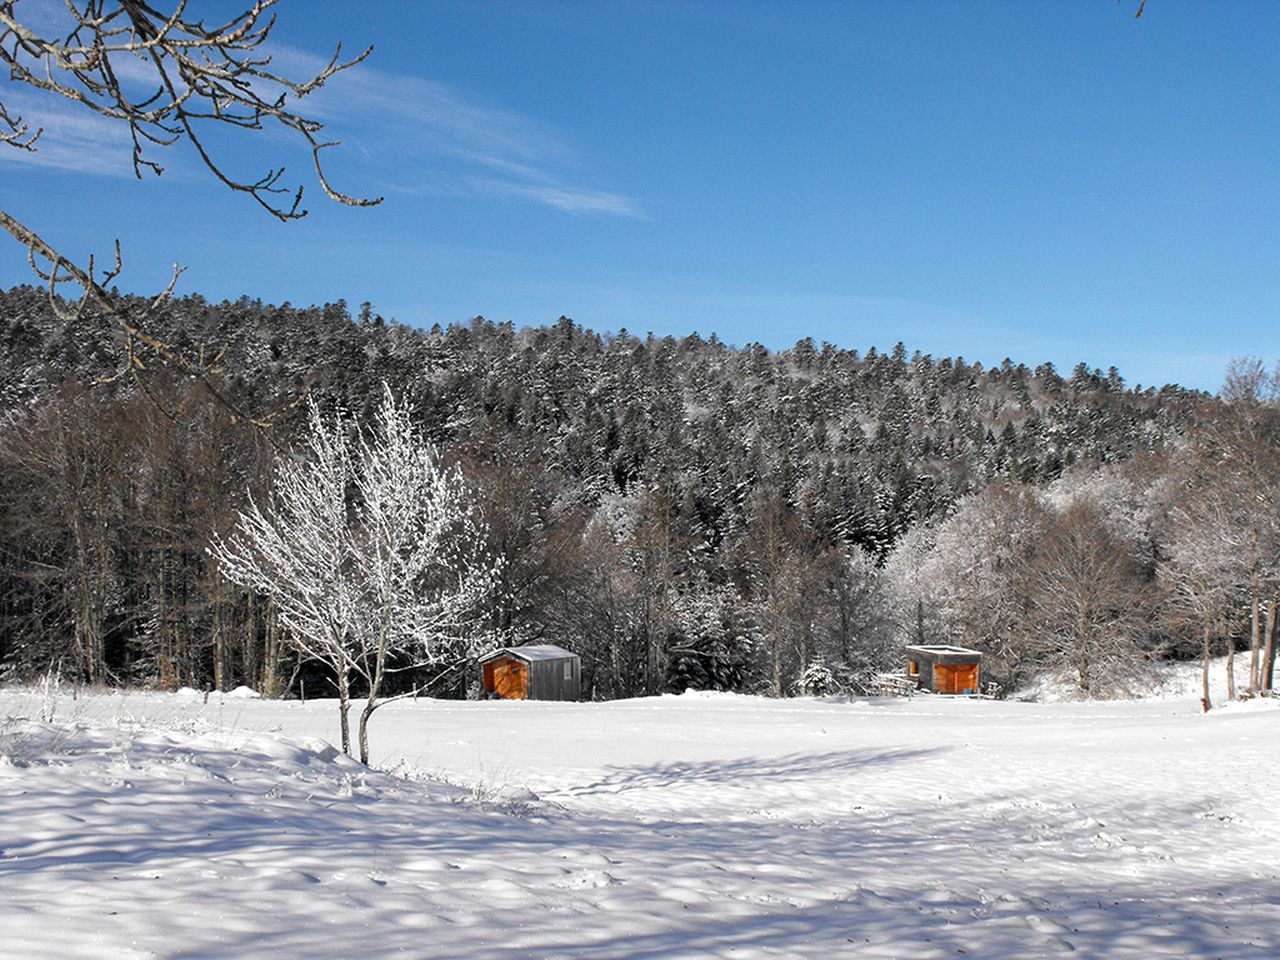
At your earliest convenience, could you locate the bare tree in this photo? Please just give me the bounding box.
[1030,500,1151,697]
[739,491,831,697]
[624,478,693,695]
[1162,487,1243,712]
[1,1,378,420]
[0,380,125,682]
[1216,358,1280,696]
[211,387,499,764]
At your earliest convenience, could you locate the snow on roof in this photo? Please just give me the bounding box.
[480,644,578,663]
[905,645,983,657]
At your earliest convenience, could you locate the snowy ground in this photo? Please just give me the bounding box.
[1,665,1277,958]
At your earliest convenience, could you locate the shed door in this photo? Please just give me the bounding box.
[935,663,978,695]
[492,658,528,699]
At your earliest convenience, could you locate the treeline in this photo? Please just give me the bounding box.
[889,408,1280,704]
[3,285,1272,702]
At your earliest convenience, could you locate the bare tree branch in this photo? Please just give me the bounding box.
[0,96,40,147]
[0,1,379,431]
[0,0,381,219]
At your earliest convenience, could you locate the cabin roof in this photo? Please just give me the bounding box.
[479,644,578,664]
[905,644,983,658]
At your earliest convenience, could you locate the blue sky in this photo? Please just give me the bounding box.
[2,0,1277,391]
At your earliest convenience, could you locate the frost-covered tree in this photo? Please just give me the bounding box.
[664,583,754,692]
[1212,358,1280,695]
[211,386,498,763]
[1029,500,1152,697]
[795,658,839,697]
[1162,488,1243,711]
[822,548,896,690]
[347,388,499,762]
[886,484,1046,689]
[1041,466,1161,572]
[882,522,944,650]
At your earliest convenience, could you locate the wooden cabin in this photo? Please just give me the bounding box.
[905,645,983,695]
[480,645,581,701]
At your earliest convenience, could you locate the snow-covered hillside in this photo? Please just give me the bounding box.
[1,683,1277,958]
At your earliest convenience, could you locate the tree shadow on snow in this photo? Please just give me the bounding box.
[7,733,1277,959]
[565,747,946,798]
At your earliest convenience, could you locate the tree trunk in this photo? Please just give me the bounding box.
[70,509,104,684]
[212,581,226,692]
[263,595,281,697]
[1248,584,1261,694]
[798,620,810,684]
[358,700,375,766]
[1076,613,1090,696]
[772,628,783,698]
[358,622,391,766]
[1224,623,1236,702]
[1261,598,1277,694]
[645,599,659,696]
[336,666,352,757]
[1200,614,1212,714]
[242,589,258,692]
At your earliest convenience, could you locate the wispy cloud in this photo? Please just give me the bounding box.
[466,177,645,218]
[1,35,644,219]
[0,90,134,176]
[271,46,646,219]
[0,1,174,178]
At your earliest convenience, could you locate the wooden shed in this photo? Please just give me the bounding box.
[480,645,581,701]
[905,645,983,695]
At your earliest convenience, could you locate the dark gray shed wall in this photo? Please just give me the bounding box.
[527,656,581,701]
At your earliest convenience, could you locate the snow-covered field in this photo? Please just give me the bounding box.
[2,668,1277,959]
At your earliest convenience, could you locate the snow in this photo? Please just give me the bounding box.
[1017,653,1256,703]
[2,674,1278,958]
[481,644,578,662]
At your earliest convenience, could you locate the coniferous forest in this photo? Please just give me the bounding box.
[1,284,1276,703]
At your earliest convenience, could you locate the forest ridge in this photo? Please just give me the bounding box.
[5,284,1265,704]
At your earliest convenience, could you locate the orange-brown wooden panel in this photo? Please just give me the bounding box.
[492,658,528,699]
[935,663,954,693]
[935,663,978,694]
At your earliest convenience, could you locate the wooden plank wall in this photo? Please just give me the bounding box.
[487,657,528,699]
[528,657,581,701]
[934,663,979,695]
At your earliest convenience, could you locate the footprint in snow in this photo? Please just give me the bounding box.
[1024,914,1071,935]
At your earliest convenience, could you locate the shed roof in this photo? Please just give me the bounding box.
[480,644,578,663]
[906,645,983,657]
